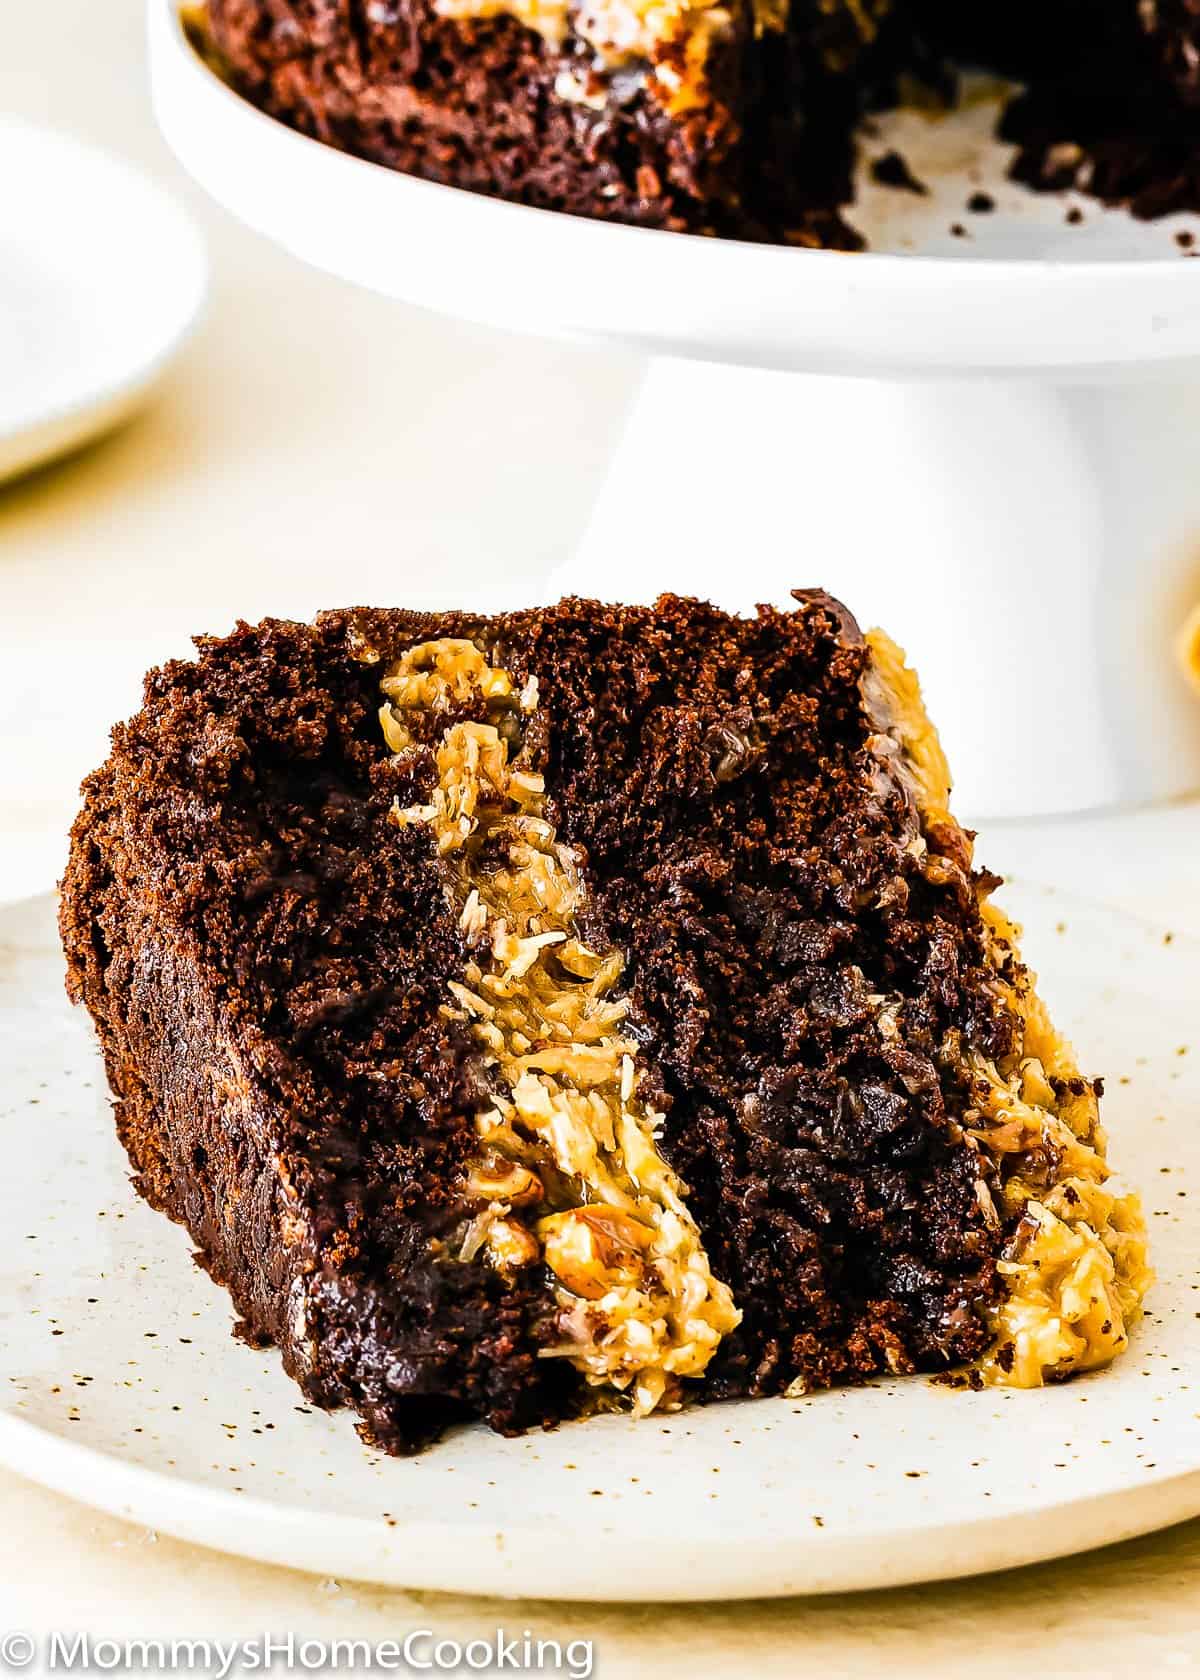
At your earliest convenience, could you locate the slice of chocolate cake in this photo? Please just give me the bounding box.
[60,594,1151,1453]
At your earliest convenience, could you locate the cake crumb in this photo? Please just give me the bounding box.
[871,150,928,195]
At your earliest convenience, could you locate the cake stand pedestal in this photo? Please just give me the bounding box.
[149,0,1200,818]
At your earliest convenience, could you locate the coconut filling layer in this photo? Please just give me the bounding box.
[379,640,740,1416]
[433,0,890,114]
[864,631,1153,1388]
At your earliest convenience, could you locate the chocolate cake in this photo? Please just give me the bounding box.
[60,593,1151,1453]
[193,0,1200,244]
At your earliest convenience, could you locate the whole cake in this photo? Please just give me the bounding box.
[196,0,1200,244]
[60,593,1151,1453]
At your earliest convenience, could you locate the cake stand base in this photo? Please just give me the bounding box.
[554,359,1200,820]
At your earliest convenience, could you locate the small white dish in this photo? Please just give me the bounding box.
[0,884,1196,1601]
[0,118,207,484]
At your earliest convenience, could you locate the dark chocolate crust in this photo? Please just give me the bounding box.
[62,596,1017,1452]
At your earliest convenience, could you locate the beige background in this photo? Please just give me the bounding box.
[4,2,1200,1669]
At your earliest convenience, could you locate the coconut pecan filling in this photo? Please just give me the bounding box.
[864,631,1153,1387]
[379,639,740,1415]
[965,907,1153,1386]
[430,0,890,114]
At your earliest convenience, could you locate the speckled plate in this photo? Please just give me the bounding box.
[1,886,1197,1601]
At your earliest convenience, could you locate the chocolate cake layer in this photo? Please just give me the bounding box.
[61,595,1150,1452]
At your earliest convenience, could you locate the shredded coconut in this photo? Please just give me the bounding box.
[430,0,886,112]
[381,638,740,1415]
[865,630,1152,1387]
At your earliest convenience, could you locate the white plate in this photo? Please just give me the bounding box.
[150,0,1200,376]
[1,884,1197,1601]
[0,118,207,484]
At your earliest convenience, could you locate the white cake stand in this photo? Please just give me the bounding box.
[149,0,1200,817]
